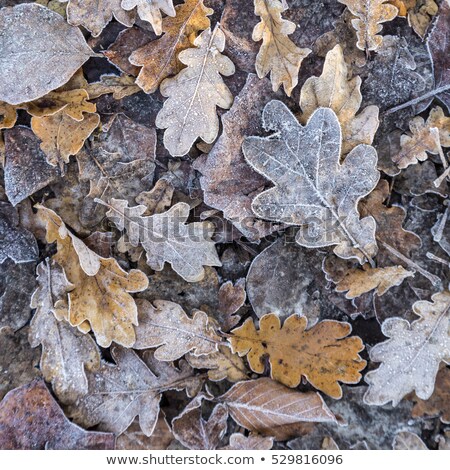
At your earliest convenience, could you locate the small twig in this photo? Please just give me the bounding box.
[426,252,450,269]
[384,85,450,115]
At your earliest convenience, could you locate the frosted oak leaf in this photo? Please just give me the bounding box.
[242,100,380,264]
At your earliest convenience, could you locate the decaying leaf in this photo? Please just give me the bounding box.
[0,261,36,331]
[300,44,379,154]
[129,0,213,94]
[172,395,228,450]
[222,433,274,450]
[61,0,135,37]
[0,4,94,105]
[334,265,414,299]
[193,74,281,241]
[31,111,100,168]
[156,27,235,157]
[338,0,398,52]
[186,345,250,382]
[392,106,450,169]
[29,260,101,403]
[102,199,221,282]
[252,0,311,96]
[229,313,366,397]
[217,279,246,331]
[121,0,175,35]
[134,299,221,360]
[392,431,428,450]
[220,377,337,441]
[0,328,41,400]
[408,0,438,39]
[86,74,141,100]
[37,206,148,348]
[243,100,380,264]
[364,291,450,406]
[0,380,114,449]
[410,366,450,423]
[0,202,38,264]
[69,347,203,436]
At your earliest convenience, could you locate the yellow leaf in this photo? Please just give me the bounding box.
[253,0,311,96]
[300,44,379,153]
[130,0,213,94]
[229,313,366,398]
[339,0,398,52]
[0,102,17,130]
[36,205,149,348]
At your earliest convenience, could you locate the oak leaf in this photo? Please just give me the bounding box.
[37,206,149,348]
[410,366,450,423]
[77,114,156,227]
[172,395,228,450]
[334,265,414,299]
[243,100,380,264]
[220,377,337,440]
[392,106,450,169]
[61,0,135,37]
[408,0,438,39]
[121,0,175,35]
[69,347,203,436]
[31,112,100,168]
[86,74,141,100]
[133,299,221,360]
[101,199,221,282]
[29,260,101,403]
[0,380,114,449]
[300,45,379,154]
[364,291,450,406]
[129,0,213,94]
[338,0,398,52]
[0,4,94,105]
[155,26,235,156]
[0,102,16,130]
[392,431,428,450]
[229,313,366,397]
[222,433,274,450]
[186,345,250,382]
[252,0,311,96]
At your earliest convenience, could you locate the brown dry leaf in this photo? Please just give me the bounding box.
[322,436,340,450]
[29,260,101,403]
[31,112,100,168]
[338,0,398,52]
[243,101,380,264]
[37,205,149,348]
[364,291,450,406]
[0,102,17,130]
[172,395,228,450]
[217,279,246,331]
[0,4,94,105]
[86,74,141,100]
[121,0,175,35]
[0,327,41,400]
[252,0,311,96]
[69,347,203,436]
[77,114,156,227]
[116,413,174,450]
[334,265,414,299]
[193,74,281,242]
[0,380,114,449]
[101,199,221,282]
[300,44,379,154]
[62,0,135,37]
[230,313,366,398]
[129,0,213,94]
[392,106,450,169]
[222,433,274,450]
[135,178,174,216]
[411,366,450,424]
[3,126,60,206]
[186,345,250,382]
[392,431,428,450]
[220,377,337,441]
[408,0,438,39]
[155,26,235,157]
[134,299,221,360]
